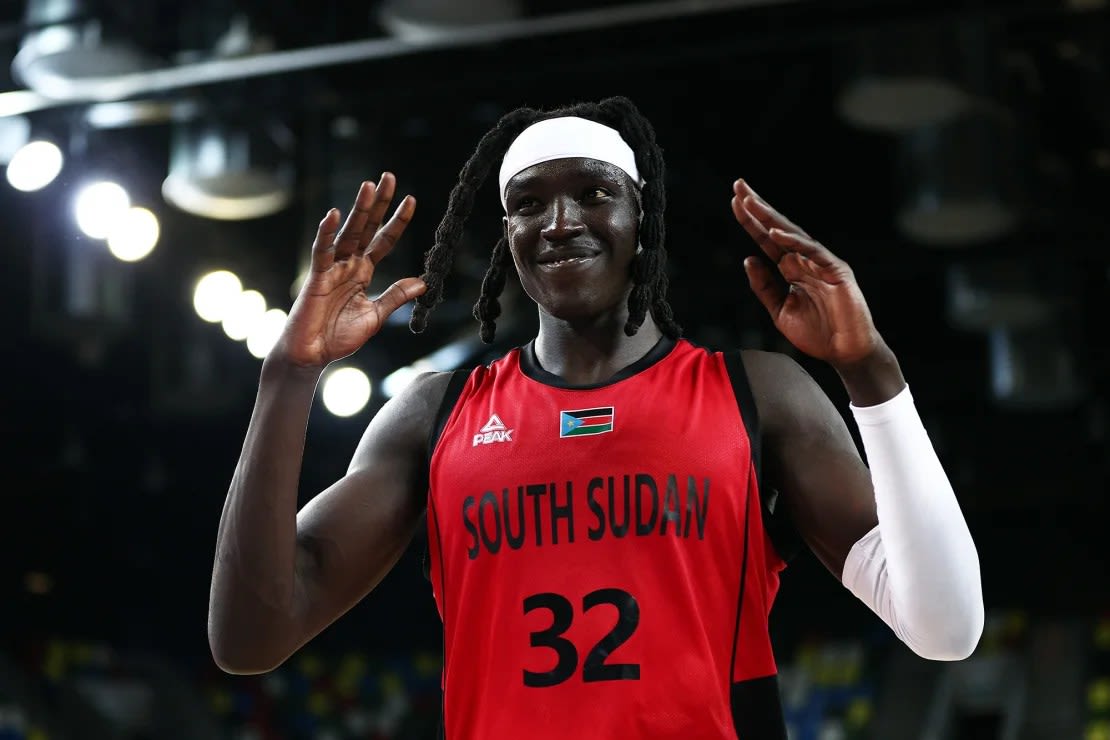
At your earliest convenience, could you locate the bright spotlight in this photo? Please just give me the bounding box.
[221,289,267,341]
[6,140,63,191]
[75,181,130,239]
[106,207,159,262]
[246,308,287,359]
[193,270,242,323]
[322,366,372,418]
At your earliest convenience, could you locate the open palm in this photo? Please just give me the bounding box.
[275,173,426,369]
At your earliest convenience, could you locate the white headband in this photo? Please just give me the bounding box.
[497,116,643,210]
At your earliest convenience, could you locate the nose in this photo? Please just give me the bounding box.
[540,195,585,242]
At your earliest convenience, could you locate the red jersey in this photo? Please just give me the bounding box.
[426,337,789,739]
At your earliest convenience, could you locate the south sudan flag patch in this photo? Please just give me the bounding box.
[560,407,615,437]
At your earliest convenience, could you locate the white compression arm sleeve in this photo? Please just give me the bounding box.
[842,385,985,661]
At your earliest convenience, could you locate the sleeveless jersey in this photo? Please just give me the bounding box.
[426,337,790,739]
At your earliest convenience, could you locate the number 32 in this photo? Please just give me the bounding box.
[523,588,641,688]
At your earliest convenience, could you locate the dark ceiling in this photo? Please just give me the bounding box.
[0,0,1107,655]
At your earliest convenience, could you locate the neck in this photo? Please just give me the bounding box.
[533,309,663,386]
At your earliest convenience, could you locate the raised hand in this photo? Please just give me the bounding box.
[272,173,426,369]
[731,179,883,368]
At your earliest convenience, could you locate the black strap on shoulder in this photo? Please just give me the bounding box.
[421,367,474,582]
[425,367,475,464]
[723,349,761,482]
[722,349,803,564]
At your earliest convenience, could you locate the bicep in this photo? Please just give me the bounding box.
[291,372,448,639]
[747,352,877,579]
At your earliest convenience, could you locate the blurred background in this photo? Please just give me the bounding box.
[0,0,1107,738]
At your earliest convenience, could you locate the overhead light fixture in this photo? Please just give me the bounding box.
[837,77,971,133]
[988,325,1086,410]
[835,13,1021,139]
[945,261,1060,332]
[10,0,160,100]
[835,19,990,133]
[894,110,1021,247]
[377,0,522,41]
[162,117,295,220]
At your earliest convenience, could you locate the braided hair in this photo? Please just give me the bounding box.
[408,95,682,343]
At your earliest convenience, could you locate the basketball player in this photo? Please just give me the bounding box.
[207,96,984,738]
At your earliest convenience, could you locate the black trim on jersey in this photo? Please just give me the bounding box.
[424,367,473,740]
[722,350,762,482]
[428,490,449,740]
[519,335,677,389]
[722,349,804,565]
[728,468,753,737]
[422,367,474,582]
[730,675,789,740]
[425,368,476,465]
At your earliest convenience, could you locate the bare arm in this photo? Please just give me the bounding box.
[743,348,881,578]
[208,364,448,674]
[207,173,433,673]
[733,179,983,659]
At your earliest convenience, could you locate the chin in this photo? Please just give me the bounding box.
[538,294,629,326]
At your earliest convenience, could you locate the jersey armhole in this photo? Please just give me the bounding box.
[421,366,474,581]
[722,349,803,565]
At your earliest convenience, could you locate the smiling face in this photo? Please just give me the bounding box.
[502,156,642,324]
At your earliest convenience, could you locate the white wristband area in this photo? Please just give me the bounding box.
[842,385,985,661]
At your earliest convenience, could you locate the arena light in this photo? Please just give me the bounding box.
[6,140,63,191]
[106,207,159,262]
[835,19,984,134]
[894,110,1020,247]
[245,308,287,359]
[74,180,131,239]
[193,269,243,323]
[377,0,522,41]
[162,118,295,221]
[221,289,267,341]
[321,366,373,417]
[0,115,30,164]
[11,0,159,101]
[988,325,1086,410]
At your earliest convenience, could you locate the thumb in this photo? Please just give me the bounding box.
[743,256,785,318]
[371,277,428,320]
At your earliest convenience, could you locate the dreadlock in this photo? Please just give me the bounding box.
[408,95,682,343]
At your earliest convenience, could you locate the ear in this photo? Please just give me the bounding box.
[502,215,509,239]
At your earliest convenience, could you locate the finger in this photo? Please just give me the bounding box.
[370,277,427,320]
[775,251,816,285]
[735,179,812,239]
[731,193,786,262]
[365,194,416,265]
[769,228,841,269]
[334,180,377,261]
[743,255,787,318]
[357,172,399,253]
[310,208,341,272]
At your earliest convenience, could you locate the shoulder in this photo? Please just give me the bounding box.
[737,348,812,390]
[348,369,462,472]
[383,369,462,431]
[736,348,838,437]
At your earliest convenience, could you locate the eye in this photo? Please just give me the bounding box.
[511,195,540,213]
[582,186,612,202]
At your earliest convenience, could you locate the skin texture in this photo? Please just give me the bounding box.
[207,161,900,674]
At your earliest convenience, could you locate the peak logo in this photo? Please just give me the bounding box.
[473,414,514,446]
